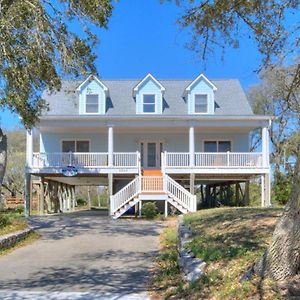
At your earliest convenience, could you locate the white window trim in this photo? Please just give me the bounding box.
[193,93,209,114]
[202,139,233,152]
[84,93,100,114]
[142,94,157,114]
[61,139,91,153]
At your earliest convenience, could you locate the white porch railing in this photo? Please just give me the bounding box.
[164,152,264,168]
[165,175,196,212]
[113,152,139,167]
[110,174,196,217]
[110,177,140,214]
[32,152,139,168]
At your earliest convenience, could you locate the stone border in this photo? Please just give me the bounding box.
[0,228,34,250]
[177,215,206,282]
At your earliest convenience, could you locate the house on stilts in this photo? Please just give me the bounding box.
[25,73,272,218]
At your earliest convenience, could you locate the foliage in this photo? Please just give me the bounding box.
[76,198,87,207]
[272,171,293,205]
[0,213,11,228]
[167,1,299,67]
[0,210,27,235]
[15,205,24,215]
[142,202,158,219]
[2,130,26,196]
[248,64,300,172]
[0,0,113,128]
[249,181,261,207]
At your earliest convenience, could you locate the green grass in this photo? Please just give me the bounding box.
[0,210,28,236]
[151,207,283,300]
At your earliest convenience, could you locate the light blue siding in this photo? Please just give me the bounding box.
[188,78,215,114]
[40,132,108,153]
[136,78,163,114]
[79,80,106,114]
[40,131,249,153]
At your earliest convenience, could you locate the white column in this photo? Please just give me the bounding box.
[261,175,265,207]
[189,126,195,167]
[26,129,33,168]
[262,127,269,167]
[165,200,168,218]
[264,173,271,207]
[108,126,114,167]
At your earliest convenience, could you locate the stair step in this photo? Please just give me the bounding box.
[142,169,163,176]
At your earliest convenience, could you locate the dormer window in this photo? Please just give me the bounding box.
[133,74,165,114]
[85,94,99,113]
[195,94,208,113]
[143,94,156,113]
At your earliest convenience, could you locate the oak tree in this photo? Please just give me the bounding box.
[0,0,114,198]
[167,0,300,280]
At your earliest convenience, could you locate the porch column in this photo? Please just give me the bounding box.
[189,126,195,167]
[108,126,114,167]
[262,127,269,167]
[24,173,31,216]
[26,129,33,168]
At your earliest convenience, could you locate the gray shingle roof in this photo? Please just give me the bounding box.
[42,79,253,116]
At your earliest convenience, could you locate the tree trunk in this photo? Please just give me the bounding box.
[255,147,300,280]
[0,128,7,205]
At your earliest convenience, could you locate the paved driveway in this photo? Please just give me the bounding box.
[0,210,164,299]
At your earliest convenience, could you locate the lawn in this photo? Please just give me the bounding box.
[0,209,28,236]
[151,207,283,300]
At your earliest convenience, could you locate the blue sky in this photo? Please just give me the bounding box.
[1,0,262,129]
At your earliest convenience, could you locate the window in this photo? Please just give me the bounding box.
[143,94,155,113]
[85,94,99,113]
[62,140,90,152]
[204,141,231,152]
[195,94,208,113]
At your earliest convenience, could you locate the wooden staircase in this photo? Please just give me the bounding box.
[110,173,197,219]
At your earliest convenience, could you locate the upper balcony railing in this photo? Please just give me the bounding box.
[32,152,140,169]
[163,152,264,169]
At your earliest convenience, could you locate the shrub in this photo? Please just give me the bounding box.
[273,171,292,205]
[15,205,24,214]
[0,214,11,228]
[76,198,87,206]
[142,202,158,219]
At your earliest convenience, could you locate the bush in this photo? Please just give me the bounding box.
[76,198,87,206]
[0,214,11,228]
[273,171,292,205]
[142,202,158,219]
[15,205,24,214]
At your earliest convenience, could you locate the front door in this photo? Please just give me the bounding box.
[140,141,163,169]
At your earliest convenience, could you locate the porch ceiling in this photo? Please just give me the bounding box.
[44,176,108,186]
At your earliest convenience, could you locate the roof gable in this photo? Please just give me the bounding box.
[76,74,109,93]
[184,74,217,95]
[133,73,165,96]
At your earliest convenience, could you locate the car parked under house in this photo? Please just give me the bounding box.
[25,73,272,218]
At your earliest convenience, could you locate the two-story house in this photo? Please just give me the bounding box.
[25,73,272,218]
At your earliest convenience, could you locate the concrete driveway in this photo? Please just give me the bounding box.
[0,210,164,299]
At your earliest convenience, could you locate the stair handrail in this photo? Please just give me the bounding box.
[165,175,196,212]
[110,176,140,214]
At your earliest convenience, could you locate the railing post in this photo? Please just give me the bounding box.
[227,151,230,167]
[163,175,167,193]
[138,175,142,193]
[108,126,114,167]
[161,152,165,174]
[189,126,195,167]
